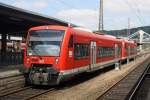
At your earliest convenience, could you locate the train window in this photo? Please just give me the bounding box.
[130,47,136,54]
[27,30,65,56]
[68,35,73,48]
[97,46,115,58]
[74,43,89,60]
[126,46,130,55]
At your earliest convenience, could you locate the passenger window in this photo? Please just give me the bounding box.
[74,43,89,60]
[68,35,73,48]
[97,46,115,58]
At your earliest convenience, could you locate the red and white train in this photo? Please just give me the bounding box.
[24,25,137,85]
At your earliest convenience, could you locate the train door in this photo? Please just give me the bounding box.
[128,46,130,57]
[115,44,118,60]
[90,41,97,69]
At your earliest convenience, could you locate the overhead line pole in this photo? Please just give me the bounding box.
[127,18,130,36]
[98,0,104,31]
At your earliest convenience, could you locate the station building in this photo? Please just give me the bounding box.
[0,3,69,66]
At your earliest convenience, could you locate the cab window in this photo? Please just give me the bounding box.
[68,35,73,48]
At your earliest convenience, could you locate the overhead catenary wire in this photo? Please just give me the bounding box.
[55,0,98,29]
[57,0,77,10]
[132,0,146,24]
[122,0,145,25]
[52,0,81,26]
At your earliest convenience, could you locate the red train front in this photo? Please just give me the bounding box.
[23,25,137,85]
[24,25,71,85]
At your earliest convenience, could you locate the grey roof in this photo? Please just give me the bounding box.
[0,2,76,35]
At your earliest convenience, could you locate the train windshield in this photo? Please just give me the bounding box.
[27,30,65,56]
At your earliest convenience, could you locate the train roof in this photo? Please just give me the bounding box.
[29,25,68,31]
[28,25,131,43]
[72,27,122,42]
[102,34,116,39]
[124,39,135,43]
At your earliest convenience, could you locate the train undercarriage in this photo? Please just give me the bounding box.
[24,64,66,85]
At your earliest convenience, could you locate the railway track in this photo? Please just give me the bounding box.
[0,74,24,85]
[128,65,150,100]
[96,55,150,100]
[0,74,22,80]
[0,86,56,100]
[0,74,25,96]
[0,74,56,100]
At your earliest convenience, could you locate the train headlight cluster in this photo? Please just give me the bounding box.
[27,58,30,64]
[55,58,59,64]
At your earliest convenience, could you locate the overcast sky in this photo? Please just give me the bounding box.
[0,0,150,30]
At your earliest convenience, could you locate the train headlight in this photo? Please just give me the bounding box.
[26,58,30,64]
[55,58,59,64]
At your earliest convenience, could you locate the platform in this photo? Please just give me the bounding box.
[0,64,23,78]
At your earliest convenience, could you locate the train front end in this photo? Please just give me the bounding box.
[24,26,66,85]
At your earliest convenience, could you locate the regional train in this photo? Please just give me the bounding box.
[23,25,137,85]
